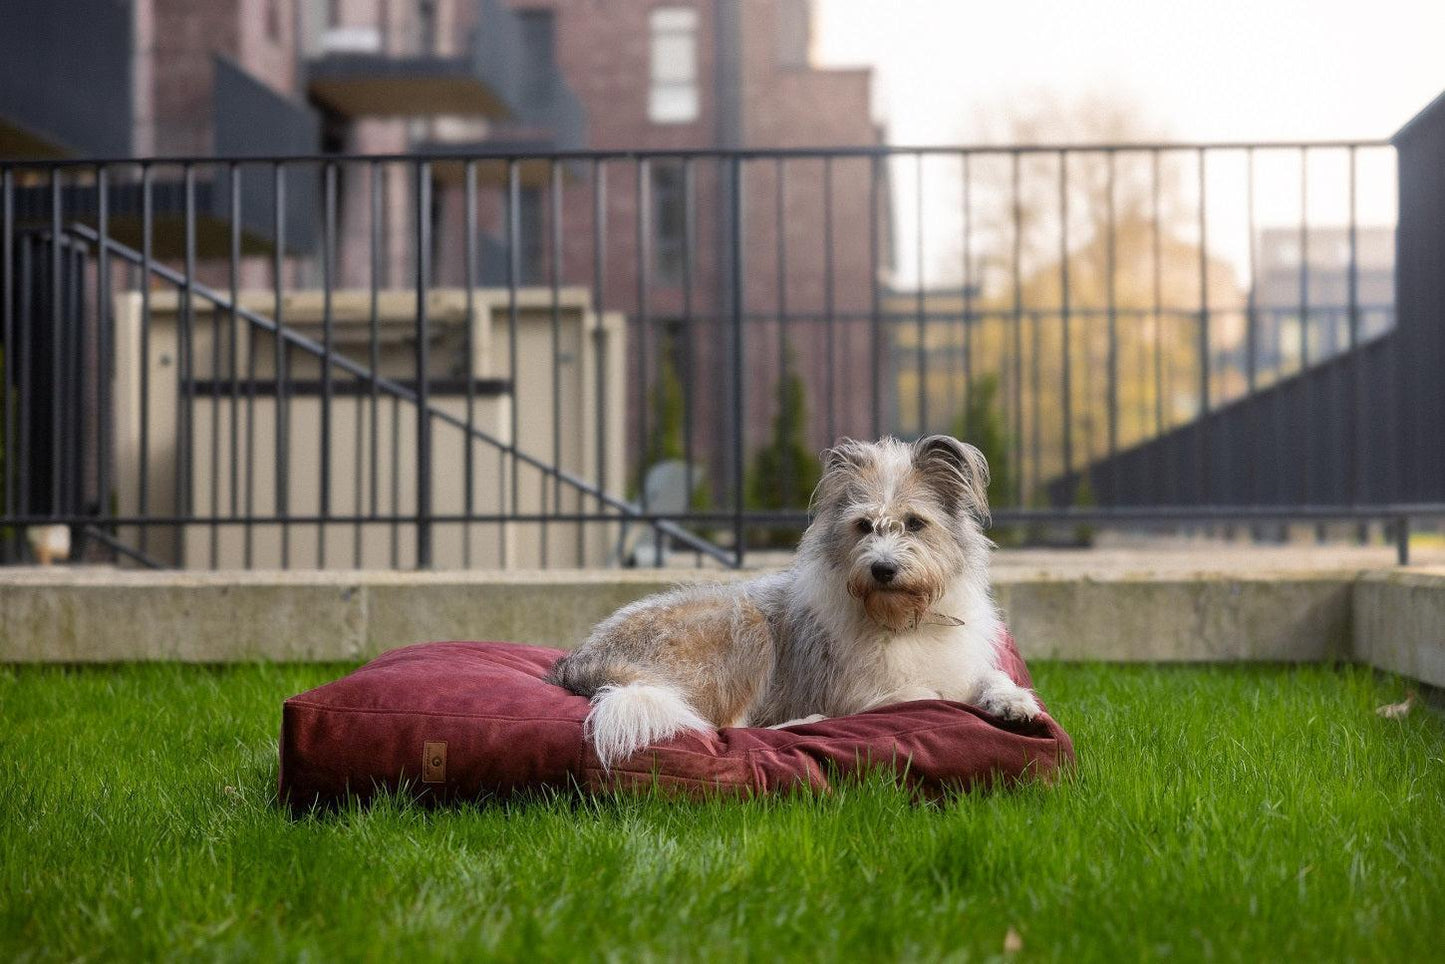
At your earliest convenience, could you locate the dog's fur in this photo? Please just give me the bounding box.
[547,435,1041,768]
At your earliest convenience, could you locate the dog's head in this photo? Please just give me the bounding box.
[803,435,991,633]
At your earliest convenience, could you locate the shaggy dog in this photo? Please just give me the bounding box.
[547,434,1041,768]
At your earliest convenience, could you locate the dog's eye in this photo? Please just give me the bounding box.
[855,519,873,535]
[905,516,927,532]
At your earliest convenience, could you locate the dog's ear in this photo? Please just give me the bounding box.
[911,434,990,523]
[810,438,871,513]
[822,438,872,476]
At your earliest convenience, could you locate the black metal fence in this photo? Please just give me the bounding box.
[0,141,1439,570]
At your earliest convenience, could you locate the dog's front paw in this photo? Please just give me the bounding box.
[976,684,1042,721]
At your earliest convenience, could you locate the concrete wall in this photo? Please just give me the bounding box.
[1354,568,1445,689]
[1055,334,1399,508]
[5,567,1442,690]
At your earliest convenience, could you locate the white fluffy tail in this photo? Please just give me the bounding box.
[585,682,712,769]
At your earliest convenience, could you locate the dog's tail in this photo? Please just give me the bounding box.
[585,682,712,770]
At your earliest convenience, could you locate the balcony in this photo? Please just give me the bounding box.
[306,0,523,120]
[8,59,319,258]
[416,72,589,187]
[0,0,132,158]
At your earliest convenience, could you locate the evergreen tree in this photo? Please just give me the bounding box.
[746,347,821,547]
[643,343,685,469]
[952,372,1015,511]
[639,339,711,522]
[951,373,1022,546]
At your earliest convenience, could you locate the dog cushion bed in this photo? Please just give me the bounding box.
[278,634,1073,810]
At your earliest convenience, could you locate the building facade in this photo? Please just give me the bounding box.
[1249,225,1395,372]
[476,0,886,493]
[2,0,886,516]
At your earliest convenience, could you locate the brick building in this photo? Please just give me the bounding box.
[465,0,889,490]
[2,0,886,507]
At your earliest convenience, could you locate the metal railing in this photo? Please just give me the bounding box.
[1,142,1440,570]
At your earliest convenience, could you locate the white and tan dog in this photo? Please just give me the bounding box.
[548,435,1041,768]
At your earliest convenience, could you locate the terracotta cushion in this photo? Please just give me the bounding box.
[278,634,1074,809]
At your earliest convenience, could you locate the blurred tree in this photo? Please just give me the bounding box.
[640,337,711,519]
[952,372,1020,546]
[643,342,685,469]
[929,92,1242,507]
[747,345,821,548]
[952,372,1014,511]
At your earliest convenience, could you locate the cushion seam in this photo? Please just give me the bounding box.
[286,701,1063,753]
[286,700,588,725]
[581,766,754,788]
[755,719,1064,754]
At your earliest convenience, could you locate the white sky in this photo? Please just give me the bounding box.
[813,0,1445,144]
[812,0,1445,287]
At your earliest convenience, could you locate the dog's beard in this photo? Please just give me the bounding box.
[847,575,936,632]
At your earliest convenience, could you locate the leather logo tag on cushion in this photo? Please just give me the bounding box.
[422,741,447,783]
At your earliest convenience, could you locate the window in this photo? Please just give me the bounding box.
[517,9,557,105]
[649,7,699,124]
[651,160,687,285]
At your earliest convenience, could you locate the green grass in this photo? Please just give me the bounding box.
[2,662,1442,962]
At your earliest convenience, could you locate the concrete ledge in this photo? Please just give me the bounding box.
[1353,567,1445,689]
[0,569,736,662]
[0,566,1367,665]
[998,571,1354,662]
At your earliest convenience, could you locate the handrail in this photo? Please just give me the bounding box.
[1,139,1394,169]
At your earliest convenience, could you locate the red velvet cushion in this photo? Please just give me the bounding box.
[278,634,1074,809]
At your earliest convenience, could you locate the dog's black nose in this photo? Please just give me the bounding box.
[871,561,898,584]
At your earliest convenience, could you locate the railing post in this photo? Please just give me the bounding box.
[730,155,745,569]
[591,159,608,546]
[1,167,13,563]
[463,160,478,568]
[635,157,654,564]
[181,164,197,546]
[95,165,111,551]
[1011,152,1025,506]
[869,155,882,438]
[914,151,928,434]
[1298,147,1311,507]
[959,152,972,438]
[273,163,290,568]
[319,161,336,568]
[505,160,521,563]
[414,161,433,569]
[1197,146,1210,505]
[1058,150,1072,487]
[1347,146,1361,508]
[1105,149,1119,502]
[49,168,62,519]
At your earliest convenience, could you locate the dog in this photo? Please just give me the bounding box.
[547,434,1042,768]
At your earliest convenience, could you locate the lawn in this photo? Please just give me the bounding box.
[2,660,1442,962]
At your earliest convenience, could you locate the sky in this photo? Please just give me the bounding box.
[812,0,1445,145]
[811,0,1445,287]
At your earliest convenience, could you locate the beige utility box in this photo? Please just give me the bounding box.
[112,287,627,569]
